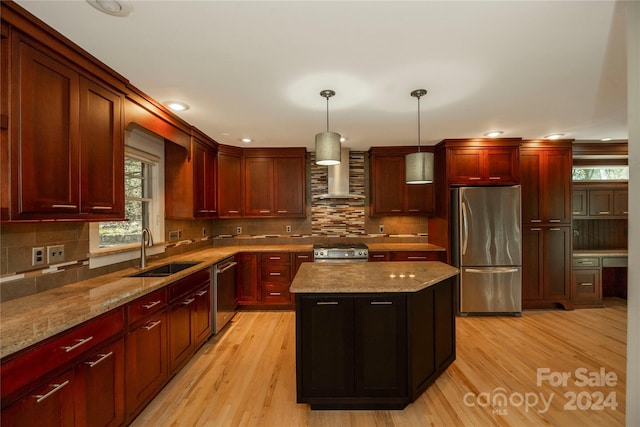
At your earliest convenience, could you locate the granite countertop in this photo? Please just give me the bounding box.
[573,249,628,257]
[1,242,446,359]
[290,261,459,294]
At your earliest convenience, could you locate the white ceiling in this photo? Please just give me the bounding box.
[15,0,628,151]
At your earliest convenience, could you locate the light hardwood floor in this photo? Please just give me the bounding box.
[132,300,626,427]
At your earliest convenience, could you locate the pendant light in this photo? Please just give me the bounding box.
[405,89,434,184]
[315,90,341,165]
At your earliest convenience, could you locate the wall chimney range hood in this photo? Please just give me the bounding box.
[313,147,365,199]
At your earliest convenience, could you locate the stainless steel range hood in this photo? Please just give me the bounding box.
[313,147,365,199]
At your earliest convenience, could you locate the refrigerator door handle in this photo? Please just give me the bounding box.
[465,267,520,274]
[461,201,469,256]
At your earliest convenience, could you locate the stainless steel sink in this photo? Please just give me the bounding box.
[130,262,202,277]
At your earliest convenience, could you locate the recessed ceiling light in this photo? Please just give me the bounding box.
[165,101,189,112]
[340,137,348,143]
[601,138,613,141]
[544,133,565,140]
[86,0,133,17]
[241,138,252,143]
[484,131,503,138]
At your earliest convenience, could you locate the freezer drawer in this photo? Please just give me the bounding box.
[460,266,522,315]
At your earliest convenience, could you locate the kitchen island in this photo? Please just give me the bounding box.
[290,261,459,410]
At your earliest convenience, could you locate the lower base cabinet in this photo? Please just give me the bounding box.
[295,277,455,409]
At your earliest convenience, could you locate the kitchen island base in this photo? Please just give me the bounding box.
[295,275,456,410]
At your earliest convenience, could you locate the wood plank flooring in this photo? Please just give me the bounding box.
[132,299,627,427]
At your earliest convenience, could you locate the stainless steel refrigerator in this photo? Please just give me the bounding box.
[451,186,522,316]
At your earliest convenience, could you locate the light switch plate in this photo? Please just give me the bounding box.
[47,245,65,264]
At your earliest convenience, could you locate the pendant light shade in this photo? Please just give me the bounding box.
[315,90,341,165]
[406,89,433,184]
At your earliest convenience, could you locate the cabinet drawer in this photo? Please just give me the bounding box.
[262,284,291,304]
[128,288,168,327]
[572,257,600,268]
[260,252,290,264]
[168,269,210,302]
[602,257,627,268]
[368,252,389,262]
[261,265,291,284]
[1,308,124,400]
[389,251,442,262]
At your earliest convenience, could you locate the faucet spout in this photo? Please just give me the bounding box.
[141,228,153,268]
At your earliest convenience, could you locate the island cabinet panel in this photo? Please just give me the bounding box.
[8,33,125,222]
[368,147,434,216]
[217,146,244,217]
[295,277,456,409]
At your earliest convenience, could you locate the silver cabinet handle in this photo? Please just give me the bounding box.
[579,282,593,286]
[91,206,113,210]
[269,256,281,260]
[577,261,593,265]
[259,210,270,213]
[372,255,385,258]
[33,380,70,403]
[531,228,542,231]
[85,351,113,368]
[181,297,195,306]
[277,210,288,213]
[622,211,628,214]
[297,255,309,259]
[599,211,610,215]
[62,336,94,353]
[216,261,237,274]
[142,300,162,310]
[317,301,338,305]
[488,176,501,180]
[269,272,281,276]
[572,211,581,214]
[408,209,419,212]
[407,256,427,260]
[469,177,481,180]
[549,219,561,222]
[143,320,162,331]
[269,292,281,296]
[196,290,208,297]
[370,301,393,305]
[52,204,77,209]
[391,209,401,212]
[465,268,519,274]
[530,219,542,223]
[549,228,561,231]
[227,210,239,214]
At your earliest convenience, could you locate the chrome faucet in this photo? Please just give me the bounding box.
[140,227,154,268]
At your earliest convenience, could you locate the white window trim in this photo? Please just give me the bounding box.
[89,128,166,269]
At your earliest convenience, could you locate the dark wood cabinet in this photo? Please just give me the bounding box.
[444,141,519,186]
[389,251,445,262]
[613,189,628,216]
[368,147,434,216]
[218,145,244,217]
[165,133,218,219]
[522,226,572,309]
[368,251,389,262]
[572,257,602,307]
[8,35,124,221]
[296,278,455,409]
[260,253,292,306]
[236,253,260,306]
[572,189,588,216]
[572,185,627,218]
[589,190,613,217]
[167,269,211,374]
[244,149,306,217]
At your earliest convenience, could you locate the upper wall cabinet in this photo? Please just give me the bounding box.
[572,184,628,218]
[5,33,124,222]
[165,130,218,220]
[218,145,244,218]
[520,141,572,225]
[244,148,306,218]
[438,139,520,186]
[368,146,434,217]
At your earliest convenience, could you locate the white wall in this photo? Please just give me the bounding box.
[626,2,639,426]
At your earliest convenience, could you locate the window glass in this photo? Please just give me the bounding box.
[572,166,628,181]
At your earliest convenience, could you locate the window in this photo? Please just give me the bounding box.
[572,166,629,181]
[89,128,165,268]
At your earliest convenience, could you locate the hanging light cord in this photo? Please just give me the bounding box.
[417,94,421,153]
[326,95,330,132]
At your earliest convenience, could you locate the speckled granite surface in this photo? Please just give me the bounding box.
[0,243,447,359]
[290,261,458,294]
[573,249,628,257]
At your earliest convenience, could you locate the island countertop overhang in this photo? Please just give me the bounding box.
[290,261,459,294]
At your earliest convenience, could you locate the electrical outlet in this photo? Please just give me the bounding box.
[169,231,179,241]
[32,247,45,266]
[177,230,182,239]
[379,225,385,233]
[286,225,292,233]
[202,227,207,237]
[47,245,65,264]
[236,226,242,235]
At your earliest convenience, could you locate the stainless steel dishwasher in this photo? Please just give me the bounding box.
[213,257,237,334]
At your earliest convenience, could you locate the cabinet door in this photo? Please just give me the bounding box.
[371,155,405,214]
[406,182,434,214]
[368,251,389,262]
[218,151,243,216]
[544,150,572,223]
[1,370,75,427]
[299,296,354,398]
[193,142,217,217]
[13,40,80,216]
[125,312,167,416]
[613,189,628,216]
[292,252,313,279]
[192,283,212,348]
[244,157,273,216]
[448,148,483,183]
[572,190,588,217]
[354,295,407,397]
[485,148,518,183]
[588,190,613,216]
[433,280,455,370]
[75,338,125,427]
[389,251,443,262]
[573,269,601,307]
[544,227,572,301]
[168,296,195,373]
[273,157,305,216]
[522,227,544,300]
[79,77,123,218]
[236,253,259,304]
[520,151,542,223]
